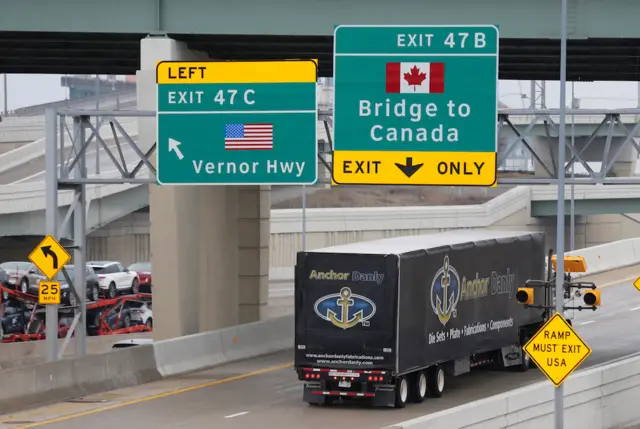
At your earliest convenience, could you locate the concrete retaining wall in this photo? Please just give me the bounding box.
[566,237,640,278]
[270,236,640,287]
[385,353,640,429]
[0,314,293,414]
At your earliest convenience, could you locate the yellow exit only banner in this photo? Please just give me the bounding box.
[331,151,497,186]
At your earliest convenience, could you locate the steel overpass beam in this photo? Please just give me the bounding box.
[4,0,640,38]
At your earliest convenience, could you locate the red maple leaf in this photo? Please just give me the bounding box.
[403,65,427,91]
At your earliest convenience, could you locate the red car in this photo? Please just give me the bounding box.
[128,262,152,293]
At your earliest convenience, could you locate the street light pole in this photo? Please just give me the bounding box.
[2,74,7,116]
[570,82,575,252]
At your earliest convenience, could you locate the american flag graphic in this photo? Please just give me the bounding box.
[224,123,273,150]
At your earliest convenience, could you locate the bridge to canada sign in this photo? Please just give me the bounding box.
[332,24,499,186]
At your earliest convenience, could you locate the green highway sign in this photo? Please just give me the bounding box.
[156,60,318,185]
[332,25,499,186]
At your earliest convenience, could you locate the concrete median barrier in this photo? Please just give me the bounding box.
[385,353,640,429]
[154,314,294,377]
[0,314,293,413]
[0,343,161,413]
[153,330,227,377]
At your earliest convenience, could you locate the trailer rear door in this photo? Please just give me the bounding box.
[295,252,397,371]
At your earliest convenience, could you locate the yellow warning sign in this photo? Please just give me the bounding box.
[38,281,61,305]
[634,276,640,292]
[28,235,71,280]
[523,312,592,387]
[331,150,496,186]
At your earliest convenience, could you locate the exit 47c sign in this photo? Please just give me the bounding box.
[156,60,318,185]
[332,25,499,186]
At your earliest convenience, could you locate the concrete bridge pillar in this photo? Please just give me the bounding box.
[137,36,269,340]
[531,136,638,178]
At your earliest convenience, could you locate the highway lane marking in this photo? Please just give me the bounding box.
[630,306,640,311]
[224,411,249,419]
[580,321,594,325]
[10,362,293,428]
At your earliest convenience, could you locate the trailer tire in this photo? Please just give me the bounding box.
[427,365,445,398]
[394,376,409,408]
[409,371,428,403]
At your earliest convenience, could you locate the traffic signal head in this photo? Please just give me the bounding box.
[516,287,534,305]
[551,255,588,273]
[583,289,601,306]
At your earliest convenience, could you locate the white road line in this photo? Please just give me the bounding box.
[579,321,594,325]
[630,306,640,312]
[224,412,249,419]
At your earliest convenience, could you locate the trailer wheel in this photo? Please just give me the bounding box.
[409,371,428,403]
[394,376,409,408]
[427,365,445,398]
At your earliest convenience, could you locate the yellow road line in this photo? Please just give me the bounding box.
[10,362,293,428]
[598,275,639,289]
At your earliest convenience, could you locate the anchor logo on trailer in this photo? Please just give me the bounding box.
[430,255,461,326]
[314,287,376,330]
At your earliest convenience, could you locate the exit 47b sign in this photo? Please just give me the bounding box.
[332,25,499,186]
[156,60,318,185]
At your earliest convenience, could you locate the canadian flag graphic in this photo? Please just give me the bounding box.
[385,62,445,94]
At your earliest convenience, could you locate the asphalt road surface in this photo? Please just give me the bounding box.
[2,269,639,429]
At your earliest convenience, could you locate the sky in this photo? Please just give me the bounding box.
[1,74,639,112]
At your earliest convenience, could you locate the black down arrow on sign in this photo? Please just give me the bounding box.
[395,157,424,178]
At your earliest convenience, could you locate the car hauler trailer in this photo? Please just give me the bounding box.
[294,229,548,408]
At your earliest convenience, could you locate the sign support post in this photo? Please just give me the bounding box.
[44,108,59,362]
[555,0,569,427]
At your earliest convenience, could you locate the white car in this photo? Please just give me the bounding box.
[87,261,140,299]
[125,300,153,328]
[112,338,154,349]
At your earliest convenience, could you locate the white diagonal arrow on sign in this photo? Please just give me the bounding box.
[168,138,184,160]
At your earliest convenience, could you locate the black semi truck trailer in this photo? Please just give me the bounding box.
[294,229,547,408]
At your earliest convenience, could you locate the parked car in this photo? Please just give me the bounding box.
[0,299,30,339]
[112,338,154,348]
[0,267,10,301]
[87,261,140,299]
[124,300,153,328]
[128,262,152,293]
[40,266,101,306]
[0,261,33,295]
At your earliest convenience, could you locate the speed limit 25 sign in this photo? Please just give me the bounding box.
[38,281,61,305]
